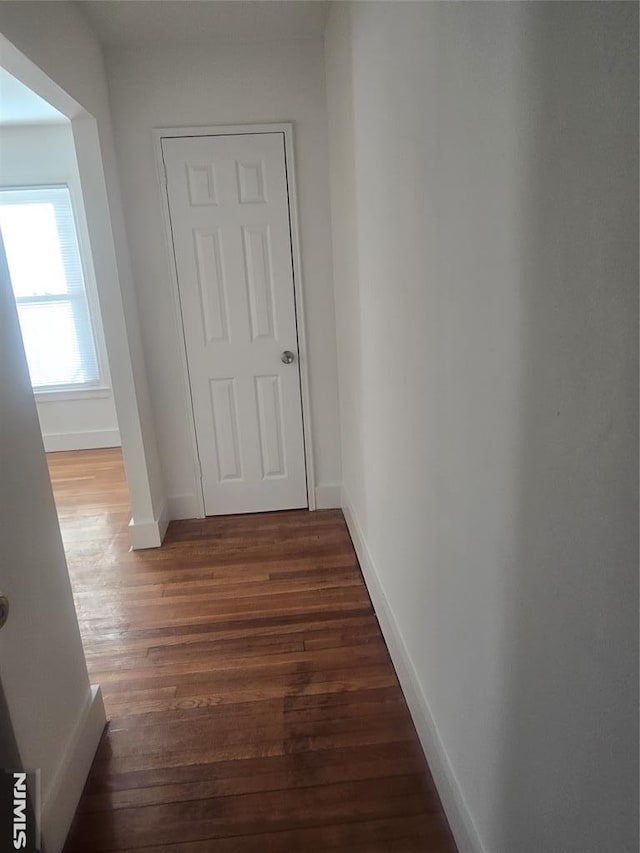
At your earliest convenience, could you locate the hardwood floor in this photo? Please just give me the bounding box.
[48,448,457,852]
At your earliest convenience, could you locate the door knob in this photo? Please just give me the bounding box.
[281,350,295,364]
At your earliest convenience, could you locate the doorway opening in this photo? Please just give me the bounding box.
[0,75,122,454]
[0,32,162,550]
[0,66,135,627]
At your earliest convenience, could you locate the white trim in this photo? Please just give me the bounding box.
[341,486,487,853]
[128,501,170,550]
[35,386,112,402]
[40,685,106,853]
[280,125,316,511]
[315,482,341,509]
[152,130,205,519]
[42,429,121,452]
[168,493,202,520]
[152,122,316,515]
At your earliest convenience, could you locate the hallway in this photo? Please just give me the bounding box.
[48,449,456,852]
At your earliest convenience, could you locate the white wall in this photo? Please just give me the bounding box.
[104,40,341,517]
[326,4,638,853]
[0,122,121,451]
[0,1,168,544]
[0,231,105,853]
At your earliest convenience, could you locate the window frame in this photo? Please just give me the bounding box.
[0,182,107,396]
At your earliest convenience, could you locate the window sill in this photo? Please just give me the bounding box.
[34,386,113,403]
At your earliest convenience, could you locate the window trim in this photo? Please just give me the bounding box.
[0,182,107,394]
[34,386,113,403]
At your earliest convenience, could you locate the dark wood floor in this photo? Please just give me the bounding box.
[50,448,457,852]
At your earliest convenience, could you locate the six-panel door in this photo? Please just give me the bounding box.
[162,133,307,515]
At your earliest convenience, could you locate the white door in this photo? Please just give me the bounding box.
[162,132,308,515]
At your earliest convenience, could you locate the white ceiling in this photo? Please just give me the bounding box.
[79,1,330,47]
[0,68,67,126]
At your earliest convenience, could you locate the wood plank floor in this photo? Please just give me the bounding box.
[49,448,457,852]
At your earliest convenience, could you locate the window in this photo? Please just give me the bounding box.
[0,185,100,392]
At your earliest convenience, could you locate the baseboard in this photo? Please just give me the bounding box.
[128,501,170,549]
[167,493,203,520]
[42,429,121,452]
[314,482,341,509]
[40,685,106,853]
[341,486,487,853]
[167,489,339,519]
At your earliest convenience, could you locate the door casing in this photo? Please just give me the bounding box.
[153,123,316,516]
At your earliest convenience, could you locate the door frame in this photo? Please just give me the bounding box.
[0,33,163,548]
[153,122,316,515]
